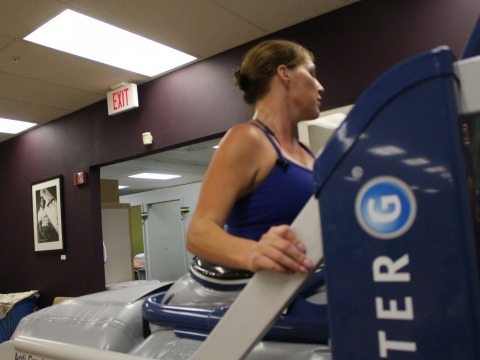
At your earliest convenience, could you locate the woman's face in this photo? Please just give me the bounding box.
[288,59,324,121]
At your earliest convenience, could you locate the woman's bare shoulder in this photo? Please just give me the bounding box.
[219,122,268,154]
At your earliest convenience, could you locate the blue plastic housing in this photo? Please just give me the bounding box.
[314,46,480,358]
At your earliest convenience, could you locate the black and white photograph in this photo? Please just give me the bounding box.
[32,176,65,252]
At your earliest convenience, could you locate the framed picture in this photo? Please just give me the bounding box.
[32,176,65,252]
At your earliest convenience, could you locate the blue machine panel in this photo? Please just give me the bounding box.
[315,47,480,358]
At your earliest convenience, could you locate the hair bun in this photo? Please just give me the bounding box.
[234,69,250,92]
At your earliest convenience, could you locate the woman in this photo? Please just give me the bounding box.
[187,39,325,275]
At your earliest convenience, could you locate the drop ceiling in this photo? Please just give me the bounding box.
[0,0,358,194]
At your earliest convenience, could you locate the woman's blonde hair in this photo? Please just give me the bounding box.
[233,39,314,105]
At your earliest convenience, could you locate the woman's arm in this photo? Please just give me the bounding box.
[187,124,312,274]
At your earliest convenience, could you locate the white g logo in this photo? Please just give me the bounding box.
[355,177,417,239]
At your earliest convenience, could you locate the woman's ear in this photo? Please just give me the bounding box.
[276,64,290,87]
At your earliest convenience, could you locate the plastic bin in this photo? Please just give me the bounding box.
[0,294,37,343]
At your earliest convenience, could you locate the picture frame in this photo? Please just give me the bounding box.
[32,176,65,252]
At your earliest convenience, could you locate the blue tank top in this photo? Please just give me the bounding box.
[225,123,315,241]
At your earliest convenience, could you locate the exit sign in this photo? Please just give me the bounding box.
[107,83,139,115]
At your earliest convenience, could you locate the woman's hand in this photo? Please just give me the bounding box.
[246,225,313,273]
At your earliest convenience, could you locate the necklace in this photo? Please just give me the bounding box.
[254,118,280,144]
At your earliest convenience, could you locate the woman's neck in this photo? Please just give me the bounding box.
[252,112,295,144]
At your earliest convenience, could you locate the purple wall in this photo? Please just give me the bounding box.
[1,0,478,307]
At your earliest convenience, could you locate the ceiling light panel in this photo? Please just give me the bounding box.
[0,118,36,134]
[129,173,181,180]
[24,10,196,77]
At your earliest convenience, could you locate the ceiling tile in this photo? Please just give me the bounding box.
[216,0,359,32]
[0,72,104,111]
[0,40,149,93]
[0,0,66,38]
